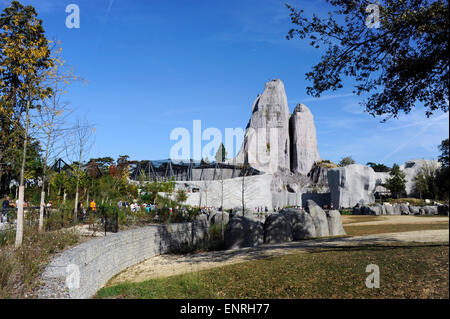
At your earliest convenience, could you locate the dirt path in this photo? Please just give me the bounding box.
[342,215,449,226]
[107,228,449,286]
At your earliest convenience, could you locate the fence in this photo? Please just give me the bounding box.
[1,203,202,240]
[0,205,120,236]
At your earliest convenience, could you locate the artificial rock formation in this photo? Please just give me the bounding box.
[279,208,316,239]
[232,79,291,174]
[224,215,264,249]
[289,103,320,175]
[328,164,389,209]
[263,213,293,244]
[400,159,441,196]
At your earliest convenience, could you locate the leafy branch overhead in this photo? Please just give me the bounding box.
[286,0,449,120]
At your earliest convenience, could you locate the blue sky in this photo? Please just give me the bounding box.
[2,0,448,167]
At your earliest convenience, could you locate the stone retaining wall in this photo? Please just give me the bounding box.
[38,221,209,299]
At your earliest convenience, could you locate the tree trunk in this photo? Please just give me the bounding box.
[74,180,79,222]
[15,100,30,248]
[38,190,45,232]
[39,125,52,232]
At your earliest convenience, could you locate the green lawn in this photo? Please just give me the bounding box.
[344,222,449,236]
[96,243,449,299]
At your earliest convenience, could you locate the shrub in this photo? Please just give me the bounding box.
[0,226,80,298]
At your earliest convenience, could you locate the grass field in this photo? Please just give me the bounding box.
[344,222,449,236]
[96,243,449,299]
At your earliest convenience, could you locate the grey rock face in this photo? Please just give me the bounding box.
[279,208,316,239]
[328,164,380,209]
[263,214,293,244]
[289,103,320,175]
[383,203,394,215]
[232,79,291,173]
[307,163,329,185]
[326,210,346,236]
[224,216,264,249]
[399,203,410,215]
[408,206,420,215]
[400,159,441,196]
[306,200,329,237]
[423,206,438,215]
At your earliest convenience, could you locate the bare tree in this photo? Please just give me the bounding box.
[36,81,73,231]
[34,43,85,232]
[66,118,95,222]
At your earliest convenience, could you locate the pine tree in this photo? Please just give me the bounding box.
[215,143,227,163]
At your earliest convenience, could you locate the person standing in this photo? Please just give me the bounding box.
[90,199,96,212]
[2,196,10,222]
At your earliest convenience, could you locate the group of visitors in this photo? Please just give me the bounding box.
[1,196,34,224]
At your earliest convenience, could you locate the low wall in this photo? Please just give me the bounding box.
[38,221,210,299]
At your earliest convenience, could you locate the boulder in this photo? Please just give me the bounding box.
[280,208,316,239]
[326,210,346,236]
[360,205,371,215]
[393,204,402,215]
[423,206,438,215]
[399,203,410,215]
[264,214,293,243]
[438,204,449,215]
[368,204,383,216]
[224,216,264,250]
[408,206,420,215]
[306,200,329,237]
[382,203,394,215]
[289,103,320,175]
[352,204,361,215]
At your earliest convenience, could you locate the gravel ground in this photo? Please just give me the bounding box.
[342,215,449,226]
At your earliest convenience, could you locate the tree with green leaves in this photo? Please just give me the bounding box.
[286,0,449,120]
[338,156,355,167]
[385,164,406,199]
[215,143,227,163]
[414,161,439,199]
[175,188,187,204]
[438,138,449,167]
[1,1,54,247]
[436,138,449,201]
[366,162,391,172]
